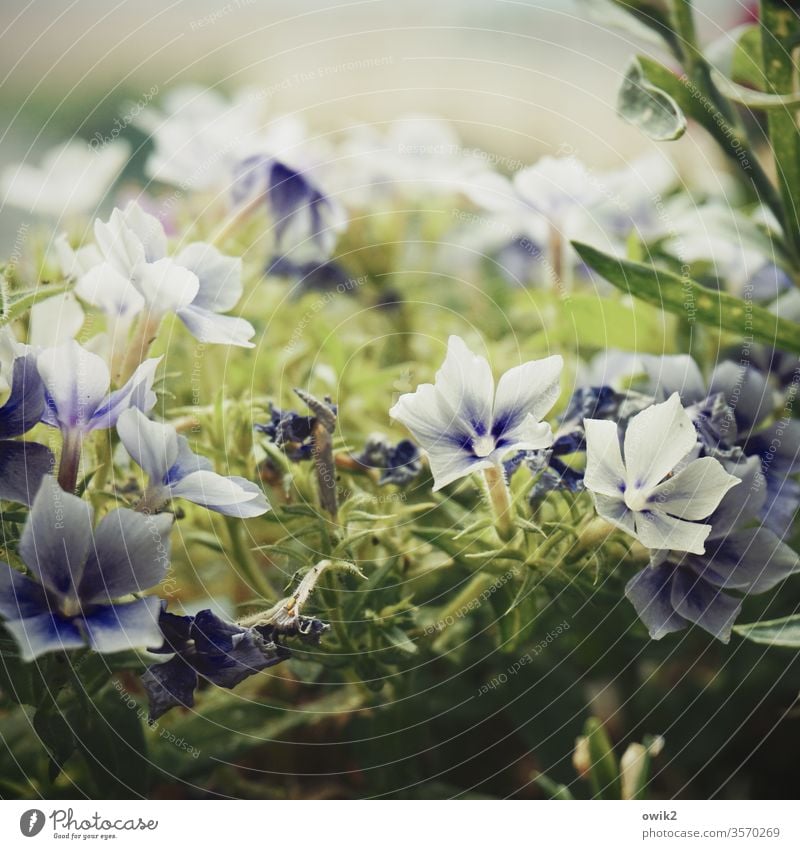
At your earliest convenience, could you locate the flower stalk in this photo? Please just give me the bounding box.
[483,464,516,542]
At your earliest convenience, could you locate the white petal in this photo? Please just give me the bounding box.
[173,241,243,312]
[591,492,636,537]
[169,469,264,508]
[121,202,168,262]
[427,447,494,492]
[176,305,255,347]
[584,418,626,496]
[116,408,178,482]
[94,208,146,277]
[55,234,102,279]
[634,509,711,555]
[37,341,110,430]
[136,258,199,313]
[623,393,695,492]
[390,382,470,454]
[435,335,494,435]
[90,357,160,430]
[493,354,562,437]
[28,293,84,348]
[76,262,145,319]
[650,456,740,520]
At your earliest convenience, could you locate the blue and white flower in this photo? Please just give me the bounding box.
[626,457,800,642]
[37,340,159,436]
[75,202,255,347]
[235,157,346,265]
[117,408,270,517]
[584,393,740,554]
[0,476,173,661]
[389,335,563,491]
[0,354,53,505]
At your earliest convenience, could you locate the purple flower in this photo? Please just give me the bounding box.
[0,477,173,661]
[625,457,800,642]
[255,401,336,462]
[235,157,345,264]
[0,354,53,505]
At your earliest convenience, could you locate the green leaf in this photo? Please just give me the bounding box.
[572,241,800,355]
[618,58,687,140]
[533,771,574,800]
[0,283,72,327]
[734,614,800,648]
[585,717,622,800]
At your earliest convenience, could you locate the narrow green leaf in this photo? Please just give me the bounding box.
[618,57,687,140]
[734,613,800,647]
[533,771,574,800]
[0,283,72,327]
[585,717,622,800]
[572,241,800,355]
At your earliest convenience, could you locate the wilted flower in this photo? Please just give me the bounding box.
[255,400,337,462]
[625,457,800,642]
[1,139,129,217]
[584,393,740,554]
[0,354,53,505]
[389,335,562,491]
[117,408,270,517]
[142,560,337,721]
[0,477,172,661]
[354,433,422,486]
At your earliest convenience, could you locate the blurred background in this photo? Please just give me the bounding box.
[0,0,750,250]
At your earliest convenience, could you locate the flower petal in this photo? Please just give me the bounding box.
[669,568,741,643]
[650,456,739,520]
[390,382,471,456]
[121,202,168,263]
[81,596,163,654]
[90,357,160,430]
[583,418,626,496]
[168,469,267,511]
[426,447,493,492]
[623,393,696,491]
[625,564,687,640]
[642,354,706,404]
[696,527,800,594]
[79,508,173,603]
[435,336,494,436]
[176,305,255,347]
[37,341,110,430]
[94,207,146,276]
[194,476,270,517]
[141,656,198,721]
[0,440,54,506]
[591,492,636,537]
[492,354,563,438]
[0,354,46,439]
[136,258,199,313]
[0,562,48,620]
[18,477,93,598]
[75,262,145,319]
[116,408,178,483]
[634,509,711,555]
[173,242,243,312]
[4,612,85,661]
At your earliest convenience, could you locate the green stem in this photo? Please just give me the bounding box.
[483,464,515,542]
[224,516,276,601]
[114,312,163,385]
[57,429,82,493]
[760,0,800,260]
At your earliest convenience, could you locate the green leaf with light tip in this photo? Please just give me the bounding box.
[572,241,800,355]
[618,58,687,141]
[734,614,800,648]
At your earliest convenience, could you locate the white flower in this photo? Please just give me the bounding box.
[1,139,129,217]
[117,409,270,517]
[74,202,255,346]
[389,335,563,491]
[37,340,159,435]
[584,393,740,554]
